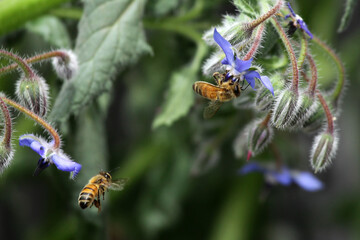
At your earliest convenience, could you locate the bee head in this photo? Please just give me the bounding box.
[100,171,112,180]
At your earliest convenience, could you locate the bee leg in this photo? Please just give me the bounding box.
[94,199,101,213]
[212,72,222,85]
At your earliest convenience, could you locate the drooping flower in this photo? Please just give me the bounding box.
[213,28,274,96]
[19,134,81,179]
[238,162,323,191]
[285,2,313,39]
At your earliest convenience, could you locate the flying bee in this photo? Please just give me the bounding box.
[193,72,243,119]
[78,171,128,213]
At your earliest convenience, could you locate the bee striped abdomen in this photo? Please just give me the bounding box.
[78,184,98,209]
[193,82,221,100]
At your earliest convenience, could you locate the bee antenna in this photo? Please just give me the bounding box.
[109,166,121,173]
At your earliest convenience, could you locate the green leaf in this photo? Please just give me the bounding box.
[25,15,71,48]
[50,0,151,122]
[152,67,196,128]
[338,0,356,33]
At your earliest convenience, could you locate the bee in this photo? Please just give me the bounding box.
[193,72,242,119]
[78,171,128,212]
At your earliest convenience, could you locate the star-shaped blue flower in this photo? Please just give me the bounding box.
[238,162,323,191]
[213,28,274,96]
[285,2,313,39]
[19,134,82,179]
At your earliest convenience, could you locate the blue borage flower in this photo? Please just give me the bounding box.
[19,134,81,179]
[285,2,313,39]
[213,28,274,96]
[239,162,323,191]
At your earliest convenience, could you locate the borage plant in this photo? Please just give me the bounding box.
[0,49,81,179]
[193,0,346,187]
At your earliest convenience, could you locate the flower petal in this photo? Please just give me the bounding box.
[268,168,292,186]
[50,154,82,179]
[234,58,252,73]
[292,172,323,191]
[287,2,296,17]
[238,162,265,175]
[213,28,234,66]
[298,20,313,39]
[259,76,275,96]
[19,134,46,157]
[244,70,260,89]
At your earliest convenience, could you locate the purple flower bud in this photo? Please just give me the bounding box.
[310,131,338,173]
[16,75,49,117]
[271,88,301,129]
[52,50,78,80]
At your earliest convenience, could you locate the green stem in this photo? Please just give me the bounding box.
[0,98,12,148]
[144,20,203,43]
[270,17,299,94]
[1,97,61,148]
[190,42,208,73]
[50,7,82,20]
[210,175,262,240]
[171,0,205,22]
[313,36,345,107]
[297,32,308,70]
[0,50,70,76]
[0,0,71,36]
[0,50,35,78]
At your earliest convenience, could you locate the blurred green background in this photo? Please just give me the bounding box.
[0,0,359,239]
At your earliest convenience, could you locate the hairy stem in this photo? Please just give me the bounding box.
[0,98,12,148]
[0,50,70,76]
[316,92,334,134]
[243,24,265,61]
[261,111,272,127]
[313,36,345,107]
[1,97,61,148]
[0,50,35,78]
[245,0,283,31]
[271,17,299,93]
[306,54,318,97]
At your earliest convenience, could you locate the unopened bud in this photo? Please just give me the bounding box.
[271,88,301,129]
[52,50,78,80]
[16,75,49,117]
[0,142,14,173]
[246,119,274,158]
[288,92,319,129]
[255,73,284,111]
[310,131,338,173]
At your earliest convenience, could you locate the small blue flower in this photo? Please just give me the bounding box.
[285,2,313,39]
[213,29,274,96]
[238,162,323,191]
[19,134,81,179]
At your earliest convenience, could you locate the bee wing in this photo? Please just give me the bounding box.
[203,101,223,119]
[108,178,128,191]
